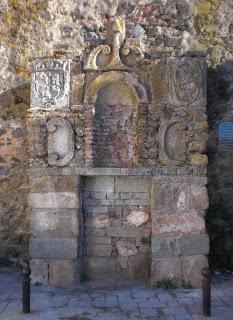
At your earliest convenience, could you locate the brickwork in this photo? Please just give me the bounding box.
[83,176,151,281]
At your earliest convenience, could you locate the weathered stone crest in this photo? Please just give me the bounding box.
[170,57,205,105]
[31,59,70,108]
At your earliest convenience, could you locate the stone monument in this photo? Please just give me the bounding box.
[27,17,209,287]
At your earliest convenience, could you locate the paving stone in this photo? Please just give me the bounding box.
[0,271,233,320]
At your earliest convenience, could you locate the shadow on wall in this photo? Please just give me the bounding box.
[0,83,30,266]
[206,60,233,271]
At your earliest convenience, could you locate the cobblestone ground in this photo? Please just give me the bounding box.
[0,270,233,320]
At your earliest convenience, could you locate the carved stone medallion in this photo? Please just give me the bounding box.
[159,119,187,165]
[46,117,74,167]
[31,59,70,108]
[171,58,204,104]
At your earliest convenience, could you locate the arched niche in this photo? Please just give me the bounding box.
[92,79,140,167]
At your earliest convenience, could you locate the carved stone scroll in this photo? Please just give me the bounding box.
[31,59,70,108]
[159,119,187,165]
[46,117,74,167]
[84,17,144,71]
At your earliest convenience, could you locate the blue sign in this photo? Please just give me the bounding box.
[219,122,233,149]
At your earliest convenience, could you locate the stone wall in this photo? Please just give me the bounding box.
[83,176,151,281]
[0,0,232,274]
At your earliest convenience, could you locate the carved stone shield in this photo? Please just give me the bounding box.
[31,59,70,108]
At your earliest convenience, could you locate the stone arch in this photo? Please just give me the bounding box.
[84,71,148,105]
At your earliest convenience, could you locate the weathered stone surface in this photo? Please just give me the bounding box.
[31,211,78,238]
[87,243,112,257]
[158,119,187,166]
[124,208,150,227]
[152,234,209,257]
[151,183,208,214]
[29,238,78,259]
[152,213,205,236]
[182,255,208,288]
[49,259,81,286]
[115,177,151,193]
[30,175,79,192]
[85,214,110,228]
[86,236,112,245]
[116,241,138,257]
[151,257,182,286]
[31,59,70,109]
[170,57,206,106]
[84,177,114,192]
[128,254,150,281]
[83,257,126,281]
[28,192,79,209]
[46,117,74,167]
[0,0,214,282]
[30,259,48,285]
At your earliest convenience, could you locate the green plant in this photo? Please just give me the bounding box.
[182,280,193,289]
[140,236,151,246]
[155,278,177,289]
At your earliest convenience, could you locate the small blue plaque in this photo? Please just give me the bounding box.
[219,122,233,149]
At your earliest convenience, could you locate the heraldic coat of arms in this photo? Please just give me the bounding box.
[31,59,70,108]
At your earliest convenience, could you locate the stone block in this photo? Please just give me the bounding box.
[187,185,209,212]
[152,234,209,257]
[83,257,126,281]
[151,183,208,214]
[31,211,78,238]
[85,214,110,228]
[151,257,182,286]
[182,255,208,288]
[124,207,150,227]
[84,206,108,214]
[28,192,79,209]
[152,212,206,236]
[115,177,151,193]
[106,226,151,240]
[86,236,112,244]
[116,241,138,256]
[84,177,114,192]
[87,243,112,256]
[178,234,209,256]
[30,259,48,285]
[128,254,150,281]
[29,238,78,259]
[49,259,81,286]
[30,175,79,192]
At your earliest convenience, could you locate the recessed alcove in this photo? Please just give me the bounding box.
[93,81,139,167]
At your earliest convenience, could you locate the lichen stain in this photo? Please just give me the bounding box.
[0,0,48,77]
[194,0,221,43]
